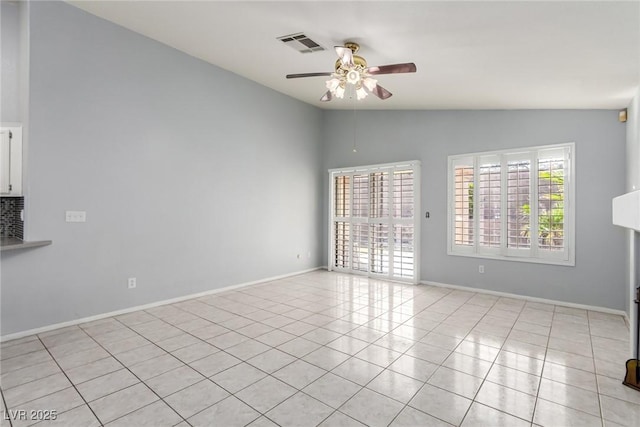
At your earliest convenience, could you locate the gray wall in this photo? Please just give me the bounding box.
[0,1,324,335]
[322,110,628,310]
[1,0,20,122]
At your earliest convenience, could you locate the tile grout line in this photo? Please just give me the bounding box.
[587,310,606,427]
[0,386,13,427]
[34,336,104,427]
[528,305,554,426]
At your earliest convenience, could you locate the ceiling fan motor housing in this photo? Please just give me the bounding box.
[335,57,367,75]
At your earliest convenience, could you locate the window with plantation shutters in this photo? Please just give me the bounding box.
[448,143,574,266]
[329,161,421,283]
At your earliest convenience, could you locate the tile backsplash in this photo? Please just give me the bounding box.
[0,197,24,239]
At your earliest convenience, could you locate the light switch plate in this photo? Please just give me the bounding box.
[66,211,86,222]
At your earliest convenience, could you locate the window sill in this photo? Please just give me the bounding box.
[447,250,575,267]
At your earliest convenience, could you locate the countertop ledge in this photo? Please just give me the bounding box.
[1,237,52,252]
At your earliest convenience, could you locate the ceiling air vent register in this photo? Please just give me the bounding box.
[277,33,325,54]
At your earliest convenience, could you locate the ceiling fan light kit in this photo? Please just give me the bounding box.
[286,42,417,102]
[346,69,361,85]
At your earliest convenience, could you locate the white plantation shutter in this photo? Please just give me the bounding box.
[506,154,532,255]
[333,222,349,268]
[352,174,369,218]
[369,171,389,276]
[393,224,415,279]
[334,175,350,218]
[393,170,414,218]
[452,158,475,252]
[536,146,570,261]
[370,172,389,218]
[448,144,574,266]
[333,175,350,269]
[478,156,501,253]
[352,174,370,272]
[370,224,390,274]
[352,223,369,272]
[392,170,416,279]
[329,161,421,283]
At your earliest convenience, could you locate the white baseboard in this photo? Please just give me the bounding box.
[0,267,323,343]
[422,280,628,319]
[624,313,631,329]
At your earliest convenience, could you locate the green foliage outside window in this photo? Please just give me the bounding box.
[521,170,564,247]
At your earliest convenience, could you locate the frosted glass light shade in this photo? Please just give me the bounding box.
[326,77,340,92]
[363,77,378,91]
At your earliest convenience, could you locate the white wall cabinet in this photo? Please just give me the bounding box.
[0,126,22,196]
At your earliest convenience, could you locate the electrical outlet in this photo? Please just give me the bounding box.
[128,278,137,289]
[66,211,87,222]
[479,265,485,274]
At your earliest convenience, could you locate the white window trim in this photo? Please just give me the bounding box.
[328,160,421,284]
[447,143,575,267]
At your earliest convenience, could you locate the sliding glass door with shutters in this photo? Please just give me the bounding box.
[329,161,421,284]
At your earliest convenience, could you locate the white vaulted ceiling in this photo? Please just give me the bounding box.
[68,1,640,110]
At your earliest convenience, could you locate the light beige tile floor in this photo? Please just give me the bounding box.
[0,271,635,426]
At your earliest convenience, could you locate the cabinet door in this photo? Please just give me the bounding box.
[0,126,22,196]
[0,130,11,194]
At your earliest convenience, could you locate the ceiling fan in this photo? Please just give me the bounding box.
[286,42,417,102]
